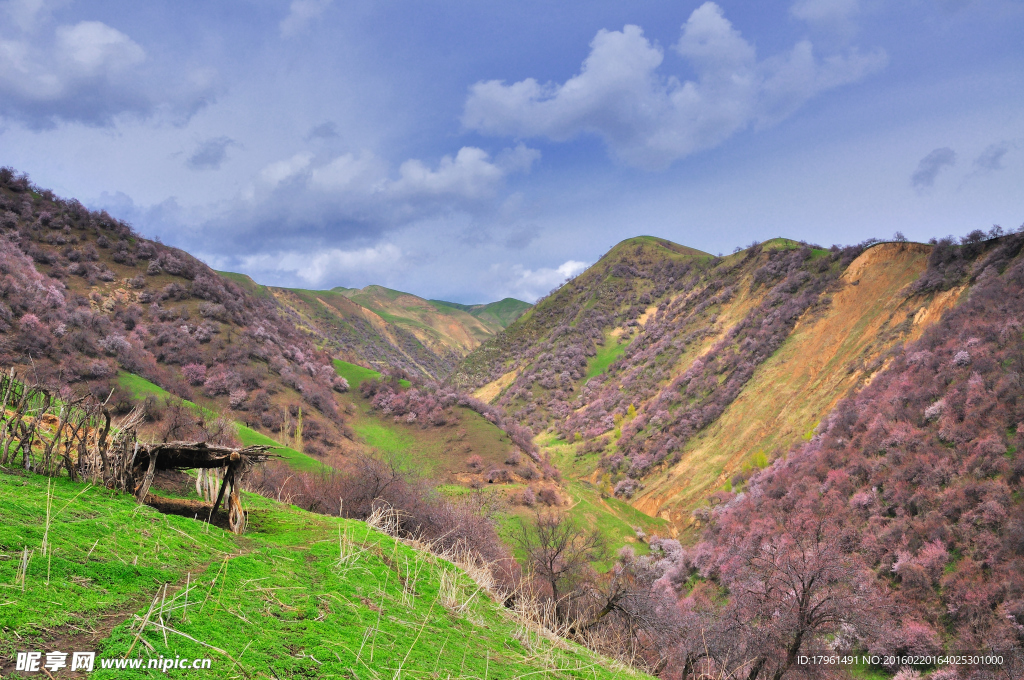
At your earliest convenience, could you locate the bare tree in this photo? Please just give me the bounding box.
[716,509,885,680]
[516,510,607,622]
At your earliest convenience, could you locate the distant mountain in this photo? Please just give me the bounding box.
[428,297,533,330]
[217,277,530,380]
[451,233,990,527]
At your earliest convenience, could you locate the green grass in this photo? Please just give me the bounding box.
[333,359,410,388]
[586,337,629,379]
[505,435,670,570]
[117,372,323,474]
[117,371,172,402]
[847,660,893,679]
[355,420,419,460]
[0,470,651,679]
[214,270,271,298]
[234,423,322,474]
[350,407,512,479]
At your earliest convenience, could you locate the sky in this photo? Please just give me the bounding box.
[1,0,1022,304]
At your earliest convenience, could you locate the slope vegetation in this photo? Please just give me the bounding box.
[454,234,999,531]
[0,469,651,679]
[674,230,1024,674]
[634,242,957,523]
[222,275,530,381]
[0,169,351,453]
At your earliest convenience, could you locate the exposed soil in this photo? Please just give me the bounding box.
[634,242,938,526]
[1,541,248,679]
[143,494,235,532]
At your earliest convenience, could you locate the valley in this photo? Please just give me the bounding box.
[1,168,1021,679]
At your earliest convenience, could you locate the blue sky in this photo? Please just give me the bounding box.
[1,0,1021,303]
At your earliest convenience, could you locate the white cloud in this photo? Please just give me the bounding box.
[254,144,535,203]
[55,21,144,75]
[310,151,387,192]
[0,13,212,127]
[229,243,402,287]
[463,2,886,169]
[1,0,61,32]
[790,0,860,36]
[488,259,590,302]
[257,152,313,187]
[0,20,144,100]
[280,0,334,38]
[392,147,508,200]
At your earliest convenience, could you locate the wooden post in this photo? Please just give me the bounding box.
[135,451,159,503]
[208,465,232,523]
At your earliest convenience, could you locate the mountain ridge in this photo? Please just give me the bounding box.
[450,232,1006,531]
[219,274,531,379]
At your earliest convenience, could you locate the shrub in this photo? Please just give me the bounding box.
[537,485,562,506]
[181,363,207,386]
[486,468,511,484]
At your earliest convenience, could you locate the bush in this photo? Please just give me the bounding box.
[182,362,207,386]
[537,485,562,506]
[486,468,511,484]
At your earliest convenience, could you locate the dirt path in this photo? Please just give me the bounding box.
[1,494,253,678]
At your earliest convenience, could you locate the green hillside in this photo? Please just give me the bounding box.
[213,275,531,381]
[0,470,651,679]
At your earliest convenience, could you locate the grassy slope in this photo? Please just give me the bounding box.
[451,235,715,393]
[535,436,671,562]
[633,242,945,528]
[333,362,513,480]
[453,236,960,539]
[334,360,671,558]
[117,372,323,474]
[0,471,651,680]
[586,335,629,380]
[216,272,521,381]
[431,298,532,329]
[339,285,525,355]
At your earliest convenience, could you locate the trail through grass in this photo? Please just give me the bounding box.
[0,470,652,679]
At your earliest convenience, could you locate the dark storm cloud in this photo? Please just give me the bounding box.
[307,121,338,140]
[911,147,957,189]
[973,142,1010,172]
[187,137,236,170]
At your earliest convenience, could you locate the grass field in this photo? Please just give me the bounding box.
[0,470,652,679]
[333,359,410,388]
[586,337,629,379]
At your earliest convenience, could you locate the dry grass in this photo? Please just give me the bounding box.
[635,243,939,527]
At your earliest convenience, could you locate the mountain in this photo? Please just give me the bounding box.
[0,170,354,456]
[676,230,1024,673]
[451,233,997,529]
[218,276,529,380]
[5,166,1022,678]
